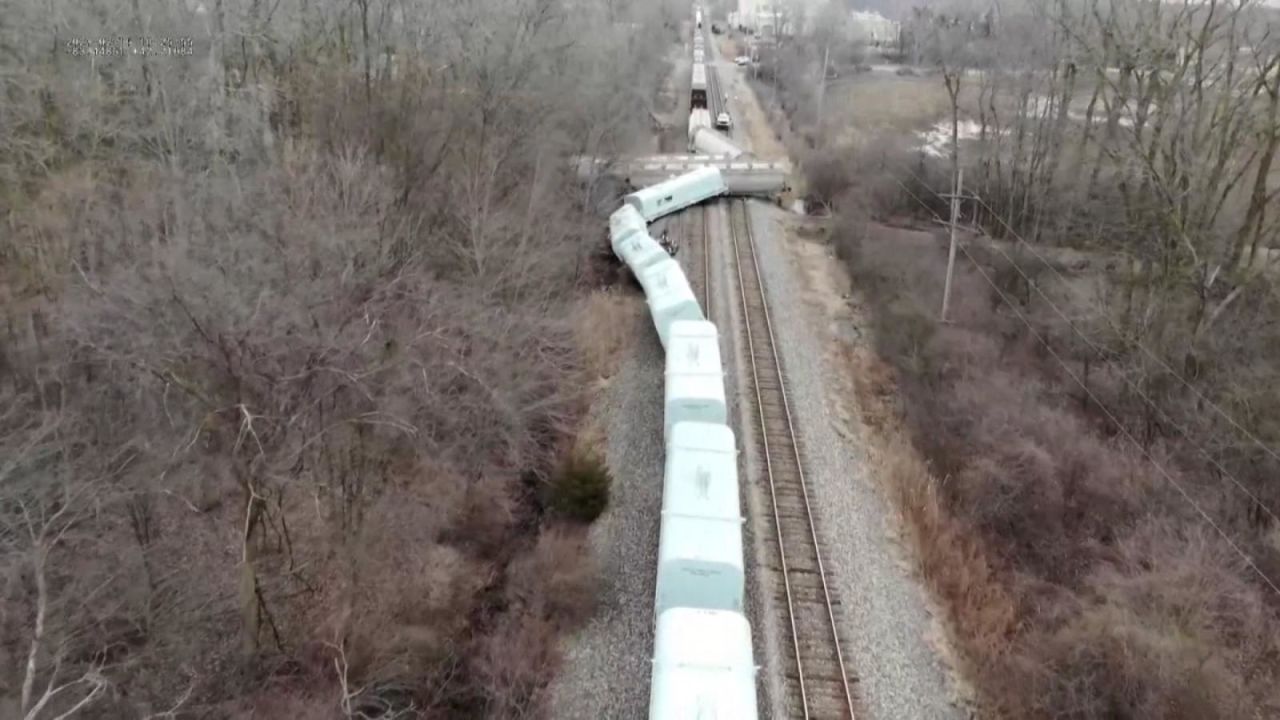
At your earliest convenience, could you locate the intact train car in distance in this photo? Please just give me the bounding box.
[624,166,726,223]
[649,608,759,720]
[655,421,743,616]
[687,109,712,152]
[690,62,707,109]
[638,259,703,350]
[690,126,748,159]
[663,320,727,439]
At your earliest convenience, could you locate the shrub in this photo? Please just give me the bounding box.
[506,525,598,627]
[548,452,611,523]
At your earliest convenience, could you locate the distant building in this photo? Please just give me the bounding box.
[849,10,899,46]
[734,0,795,37]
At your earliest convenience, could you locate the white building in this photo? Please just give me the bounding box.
[735,0,795,37]
[849,10,899,46]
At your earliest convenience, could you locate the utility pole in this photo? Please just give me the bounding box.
[815,42,830,131]
[941,168,963,322]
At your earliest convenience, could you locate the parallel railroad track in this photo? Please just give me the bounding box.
[700,205,711,318]
[727,198,857,720]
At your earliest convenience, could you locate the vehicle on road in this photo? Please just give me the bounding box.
[734,55,750,66]
[715,112,732,130]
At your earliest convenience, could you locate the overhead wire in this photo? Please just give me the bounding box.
[971,193,1280,470]
[878,161,1280,596]
[893,160,1280,527]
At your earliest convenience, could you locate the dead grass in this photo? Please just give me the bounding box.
[825,73,960,148]
[575,289,640,383]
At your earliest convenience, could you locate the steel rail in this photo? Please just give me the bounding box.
[701,205,712,318]
[728,198,856,719]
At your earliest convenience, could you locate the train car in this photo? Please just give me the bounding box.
[649,608,759,720]
[624,166,726,222]
[691,127,747,159]
[693,47,704,64]
[638,259,703,350]
[687,109,712,152]
[663,321,727,439]
[655,421,743,615]
[695,8,703,29]
[616,232,671,275]
[609,204,647,252]
[721,161,790,195]
[690,63,707,109]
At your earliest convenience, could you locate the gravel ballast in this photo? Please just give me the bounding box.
[741,199,964,720]
[545,318,664,719]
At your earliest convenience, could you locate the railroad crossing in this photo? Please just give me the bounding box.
[574,155,791,195]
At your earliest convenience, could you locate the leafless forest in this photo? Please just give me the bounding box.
[766,0,1280,716]
[0,0,685,717]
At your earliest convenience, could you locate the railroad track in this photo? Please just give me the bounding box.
[700,205,711,318]
[727,198,857,720]
[677,205,712,318]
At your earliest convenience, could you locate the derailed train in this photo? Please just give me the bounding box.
[608,161,761,719]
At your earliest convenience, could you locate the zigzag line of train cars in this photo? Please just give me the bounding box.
[606,166,761,719]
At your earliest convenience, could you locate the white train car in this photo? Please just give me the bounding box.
[638,259,703,350]
[649,608,759,720]
[695,8,703,29]
[655,421,743,615]
[691,127,748,159]
[663,321,727,439]
[693,47,704,63]
[609,204,647,253]
[687,109,712,152]
[617,232,671,275]
[624,166,727,223]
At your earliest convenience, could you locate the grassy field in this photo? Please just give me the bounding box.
[823,72,958,149]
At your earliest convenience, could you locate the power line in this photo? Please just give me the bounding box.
[892,161,1280,526]
[954,195,1280,528]
[950,235,1280,597]
[971,194,1280,471]
[879,165,1280,595]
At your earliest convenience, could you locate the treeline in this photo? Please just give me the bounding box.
[781,0,1280,717]
[0,0,682,717]
[898,0,1280,545]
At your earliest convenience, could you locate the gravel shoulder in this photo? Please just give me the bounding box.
[545,304,664,719]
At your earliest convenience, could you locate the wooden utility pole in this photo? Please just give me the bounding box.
[815,43,830,131]
[941,168,963,322]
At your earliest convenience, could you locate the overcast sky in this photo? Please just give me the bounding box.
[850,0,1280,21]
